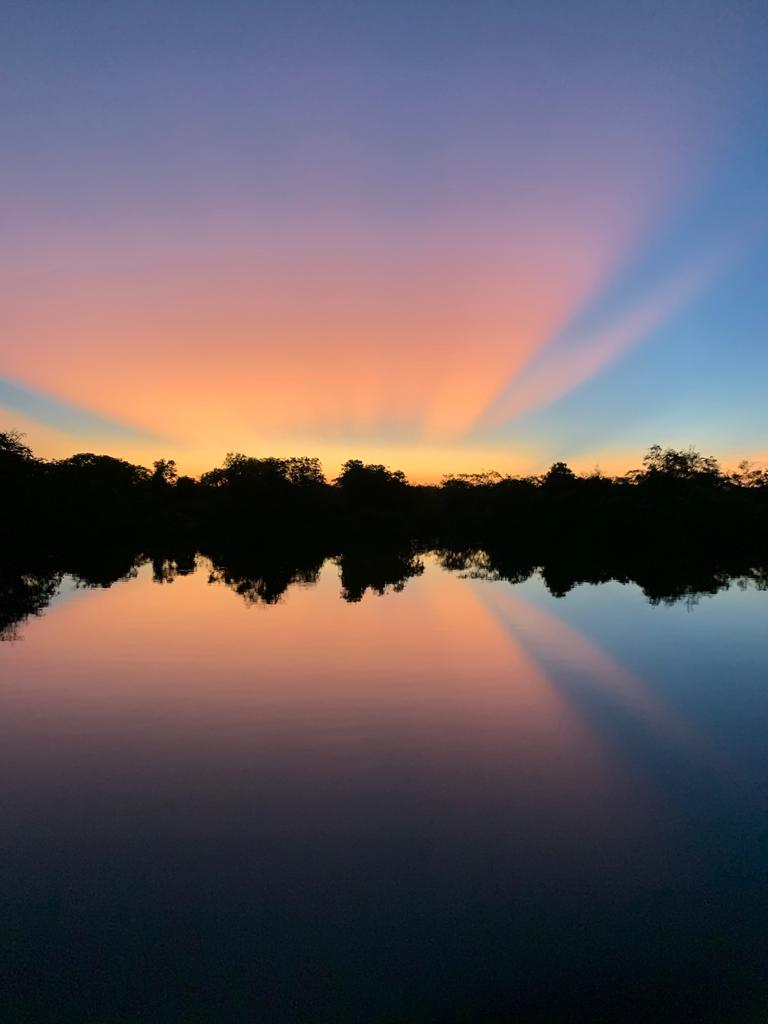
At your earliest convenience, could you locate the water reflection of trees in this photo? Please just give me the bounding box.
[1,544,767,640]
[436,548,536,586]
[438,546,768,606]
[150,550,198,584]
[0,570,61,641]
[67,550,144,589]
[204,546,325,606]
[0,549,148,641]
[202,545,425,605]
[336,546,424,602]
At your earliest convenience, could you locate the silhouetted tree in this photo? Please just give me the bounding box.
[202,453,324,491]
[541,461,577,488]
[0,429,34,463]
[640,444,721,482]
[731,460,768,489]
[335,459,406,497]
[151,458,178,487]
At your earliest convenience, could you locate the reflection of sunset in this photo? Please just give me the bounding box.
[2,566,767,1024]
[1,558,640,832]
[474,582,692,747]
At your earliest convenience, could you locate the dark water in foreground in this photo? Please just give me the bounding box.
[2,554,768,1022]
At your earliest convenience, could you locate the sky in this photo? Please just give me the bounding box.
[2,0,768,480]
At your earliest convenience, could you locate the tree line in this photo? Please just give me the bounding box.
[1,429,767,558]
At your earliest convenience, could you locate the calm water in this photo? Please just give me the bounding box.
[2,554,768,1022]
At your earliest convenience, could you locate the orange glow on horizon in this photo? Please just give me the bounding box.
[0,174,676,468]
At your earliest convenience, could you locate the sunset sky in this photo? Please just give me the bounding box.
[3,0,768,480]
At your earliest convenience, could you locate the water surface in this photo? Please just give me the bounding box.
[2,554,767,1022]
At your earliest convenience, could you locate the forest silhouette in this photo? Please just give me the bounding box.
[2,429,767,550]
[2,428,768,638]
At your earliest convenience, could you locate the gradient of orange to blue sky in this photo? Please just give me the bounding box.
[2,1,767,479]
